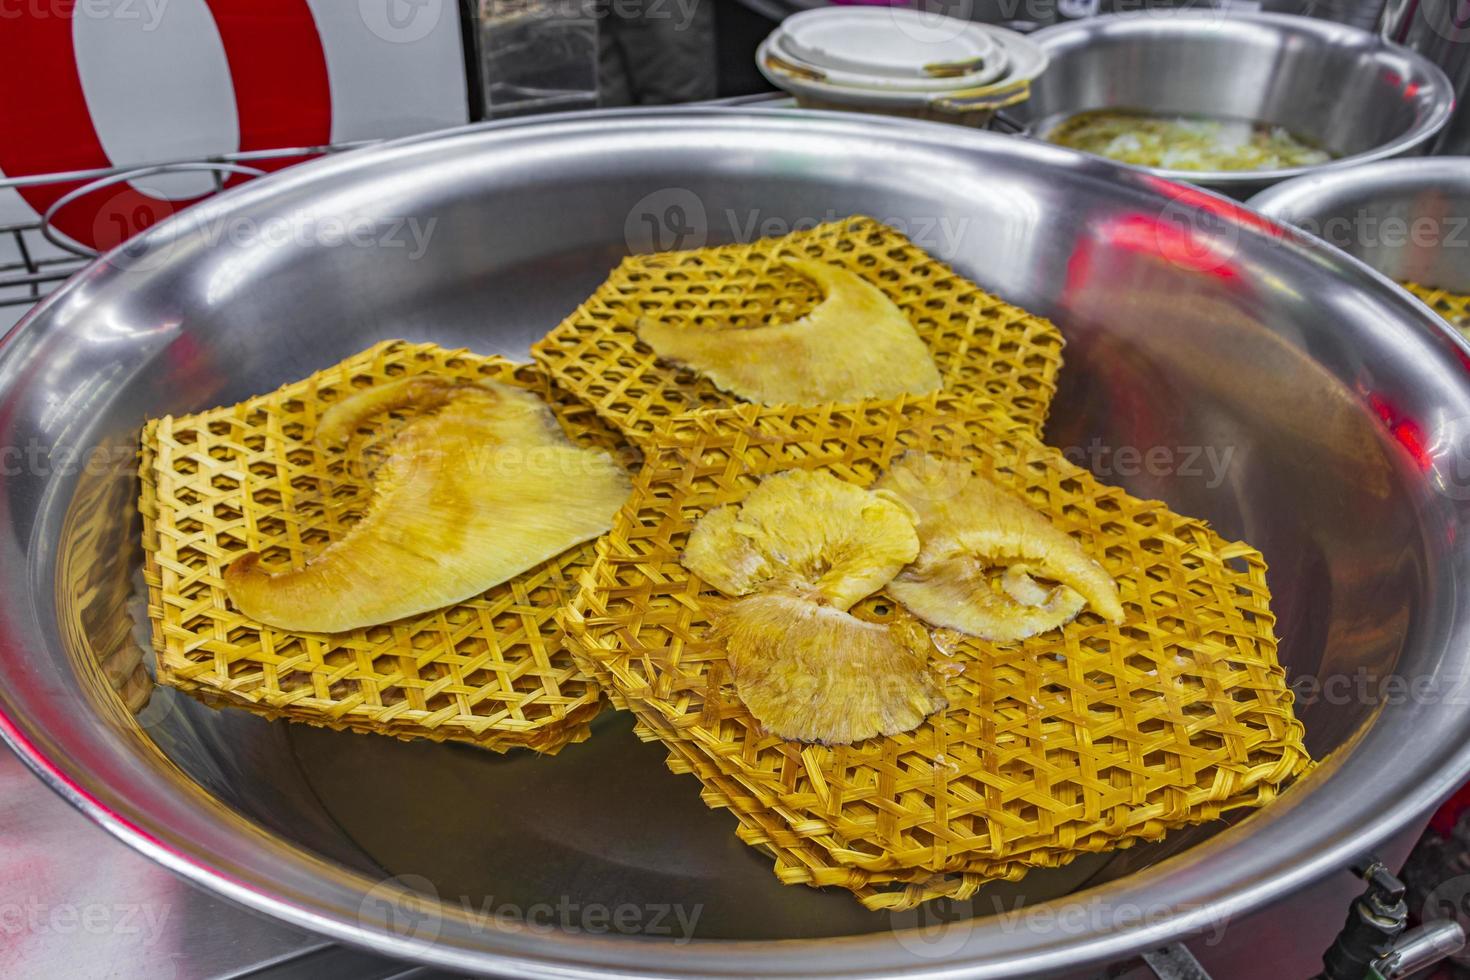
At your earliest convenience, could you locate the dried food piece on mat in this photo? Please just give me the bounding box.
[530,216,1066,442]
[682,468,917,608]
[140,340,623,750]
[876,452,1122,641]
[225,378,630,633]
[714,591,946,744]
[682,468,943,744]
[637,258,940,405]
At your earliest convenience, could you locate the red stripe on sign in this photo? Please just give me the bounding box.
[206,0,332,169]
[0,1,102,177]
[0,0,332,251]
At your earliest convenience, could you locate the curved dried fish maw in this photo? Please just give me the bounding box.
[875,453,1123,640]
[635,258,941,405]
[225,381,630,633]
[888,555,1090,643]
[682,469,919,610]
[716,592,947,744]
[316,376,470,450]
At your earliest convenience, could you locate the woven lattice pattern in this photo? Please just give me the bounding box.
[531,217,1064,443]
[1404,280,1470,333]
[60,457,153,716]
[564,394,1310,904]
[139,340,634,752]
[648,719,1014,910]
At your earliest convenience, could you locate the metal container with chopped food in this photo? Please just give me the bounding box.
[1009,12,1454,195]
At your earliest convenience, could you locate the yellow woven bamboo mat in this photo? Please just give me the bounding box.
[565,393,1311,886]
[60,450,153,717]
[636,703,1284,904]
[139,339,635,752]
[531,216,1064,443]
[652,719,1017,911]
[1404,281,1470,333]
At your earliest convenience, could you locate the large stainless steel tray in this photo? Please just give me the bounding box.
[3,108,1470,978]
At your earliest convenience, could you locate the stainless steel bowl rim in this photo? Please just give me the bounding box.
[1029,11,1456,189]
[1248,155,1470,215]
[1248,156,1470,294]
[3,106,1470,979]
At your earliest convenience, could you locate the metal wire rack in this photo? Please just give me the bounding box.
[0,142,375,310]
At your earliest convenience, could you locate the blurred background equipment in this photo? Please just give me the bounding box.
[478,0,602,115]
[598,0,718,104]
[754,8,1048,128]
[1380,0,1470,156]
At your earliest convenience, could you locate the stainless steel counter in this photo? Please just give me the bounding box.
[0,748,429,979]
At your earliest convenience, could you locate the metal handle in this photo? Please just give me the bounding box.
[39,161,267,258]
[1318,856,1467,980]
[1372,919,1466,978]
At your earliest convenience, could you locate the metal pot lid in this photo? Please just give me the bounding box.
[768,8,1010,91]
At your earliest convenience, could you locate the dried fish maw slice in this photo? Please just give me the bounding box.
[635,258,940,405]
[225,381,631,632]
[889,556,1092,643]
[314,375,476,449]
[714,592,947,745]
[682,468,918,610]
[876,453,1122,640]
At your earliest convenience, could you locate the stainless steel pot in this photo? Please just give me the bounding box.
[1380,0,1470,156]
[1010,12,1455,195]
[1249,157,1470,293]
[4,108,1470,978]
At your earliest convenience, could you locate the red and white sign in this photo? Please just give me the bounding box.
[0,0,470,254]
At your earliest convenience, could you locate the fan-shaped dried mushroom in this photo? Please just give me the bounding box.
[875,453,1124,641]
[225,378,630,633]
[715,592,946,744]
[636,258,940,405]
[683,469,919,609]
[682,469,946,744]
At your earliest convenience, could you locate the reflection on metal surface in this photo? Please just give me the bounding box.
[1380,0,1470,155]
[2,109,1470,977]
[1250,158,1470,295]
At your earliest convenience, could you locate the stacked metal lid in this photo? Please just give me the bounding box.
[756,8,1048,121]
